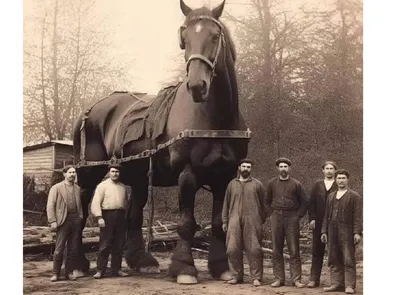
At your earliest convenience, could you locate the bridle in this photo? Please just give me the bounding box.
[181,15,226,83]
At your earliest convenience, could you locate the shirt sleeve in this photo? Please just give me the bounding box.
[308,182,318,222]
[257,181,267,223]
[296,182,309,218]
[265,179,273,217]
[46,185,57,224]
[222,182,232,225]
[91,183,105,219]
[321,194,332,234]
[353,192,363,235]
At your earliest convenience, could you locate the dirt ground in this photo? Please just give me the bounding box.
[23,251,363,295]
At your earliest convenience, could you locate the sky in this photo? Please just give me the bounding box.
[22,0,270,94]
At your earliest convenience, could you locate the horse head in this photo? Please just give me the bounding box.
[178,0,227,103]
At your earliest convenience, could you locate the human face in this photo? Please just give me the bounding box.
[335,174,349,189]
[109,168,120,182]
[278,163,290,178]
[63,168,76,183]
[238,163,252,178]
[323,164,336,179]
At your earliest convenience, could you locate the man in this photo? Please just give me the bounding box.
[307,161,338,288]
[222,158,266,287]
[266,157,308,288]
[91,163,129,279]
[321,169,362,294]
[47,165,84,282]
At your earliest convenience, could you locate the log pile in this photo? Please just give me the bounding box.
[23,221,212,254]
[23,221,313,258]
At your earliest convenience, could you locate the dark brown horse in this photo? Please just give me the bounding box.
[72,0,249,284]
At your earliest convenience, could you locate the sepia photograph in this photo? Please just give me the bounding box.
[16,0,390,294]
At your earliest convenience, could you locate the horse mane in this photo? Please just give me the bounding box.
[184,7,237,62]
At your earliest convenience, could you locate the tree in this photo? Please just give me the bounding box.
[23,0,134,143]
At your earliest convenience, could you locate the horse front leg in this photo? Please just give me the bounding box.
[208,182,231,280]
[169,166,199,284]
[125,178,160,273]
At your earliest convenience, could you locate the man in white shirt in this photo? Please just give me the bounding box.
[307,161,338,288]
[91,163,129,278]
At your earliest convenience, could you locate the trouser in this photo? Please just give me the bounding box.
[271,210,302,283]
[53,216,82,276]
[310,221,325,283]
[327,222,356,289]
[96,210,127,273]
[226,216,263,281]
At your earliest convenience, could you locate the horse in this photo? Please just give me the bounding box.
[72,0,249,284]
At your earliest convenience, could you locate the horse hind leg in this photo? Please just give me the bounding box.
[125,178,160,273]
[168,166,199,284]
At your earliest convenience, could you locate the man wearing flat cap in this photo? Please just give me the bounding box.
[266,157,308,288]
[91,163,129,278]
[307,161,338,288]
[222,158,266,287]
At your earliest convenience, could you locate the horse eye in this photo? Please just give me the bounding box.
[212,35,219,41]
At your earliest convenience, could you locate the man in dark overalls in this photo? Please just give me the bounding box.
[321,169,362,294]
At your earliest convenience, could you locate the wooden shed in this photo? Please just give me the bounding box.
[23,140,74,190]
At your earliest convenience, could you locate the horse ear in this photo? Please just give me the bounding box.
[180,0,192,16]
[178,26,186,50]
[212,0,226,19]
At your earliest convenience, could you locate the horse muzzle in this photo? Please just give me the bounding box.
[186,79,209,102]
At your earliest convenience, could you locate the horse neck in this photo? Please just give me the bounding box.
[205,56,239,129]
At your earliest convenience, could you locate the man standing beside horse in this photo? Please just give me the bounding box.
[321,169,362,294]
[91,163,129,279]
[47,165,84,282]
[222,158,266,287]
[307,161,338,288]
[266,157,308,288]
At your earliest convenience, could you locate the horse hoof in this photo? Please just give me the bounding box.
[219,271,232,281]
[139,266,161,274]
[177,275,198,284]
[73,270,85,278]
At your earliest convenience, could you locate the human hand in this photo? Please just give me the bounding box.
[309,220,316,230]
[98,218,105,228]
[222,224,227,233]
[321,233,327,244]
[50,222,57,230]
[354,234,361,244]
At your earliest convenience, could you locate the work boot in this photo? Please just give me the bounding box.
[293,281,306,288]
[271,280,284,287]
[65,273,76,281]
[112,270,129,277]
[345,287,355,294]
[307,281,319,288]
[73,269,84,278]
[253,279,261,287]
[324,285,344,292]
[50,275,58,282]
[93,271,103,279]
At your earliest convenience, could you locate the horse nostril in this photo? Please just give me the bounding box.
[186,82,190,92]
[201,80,207,94]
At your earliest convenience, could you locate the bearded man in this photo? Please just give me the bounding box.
[266,157,308,288]
[222,158,266,287]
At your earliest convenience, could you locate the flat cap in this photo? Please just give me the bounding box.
[275,157,292,166]
[108,163,122,170]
